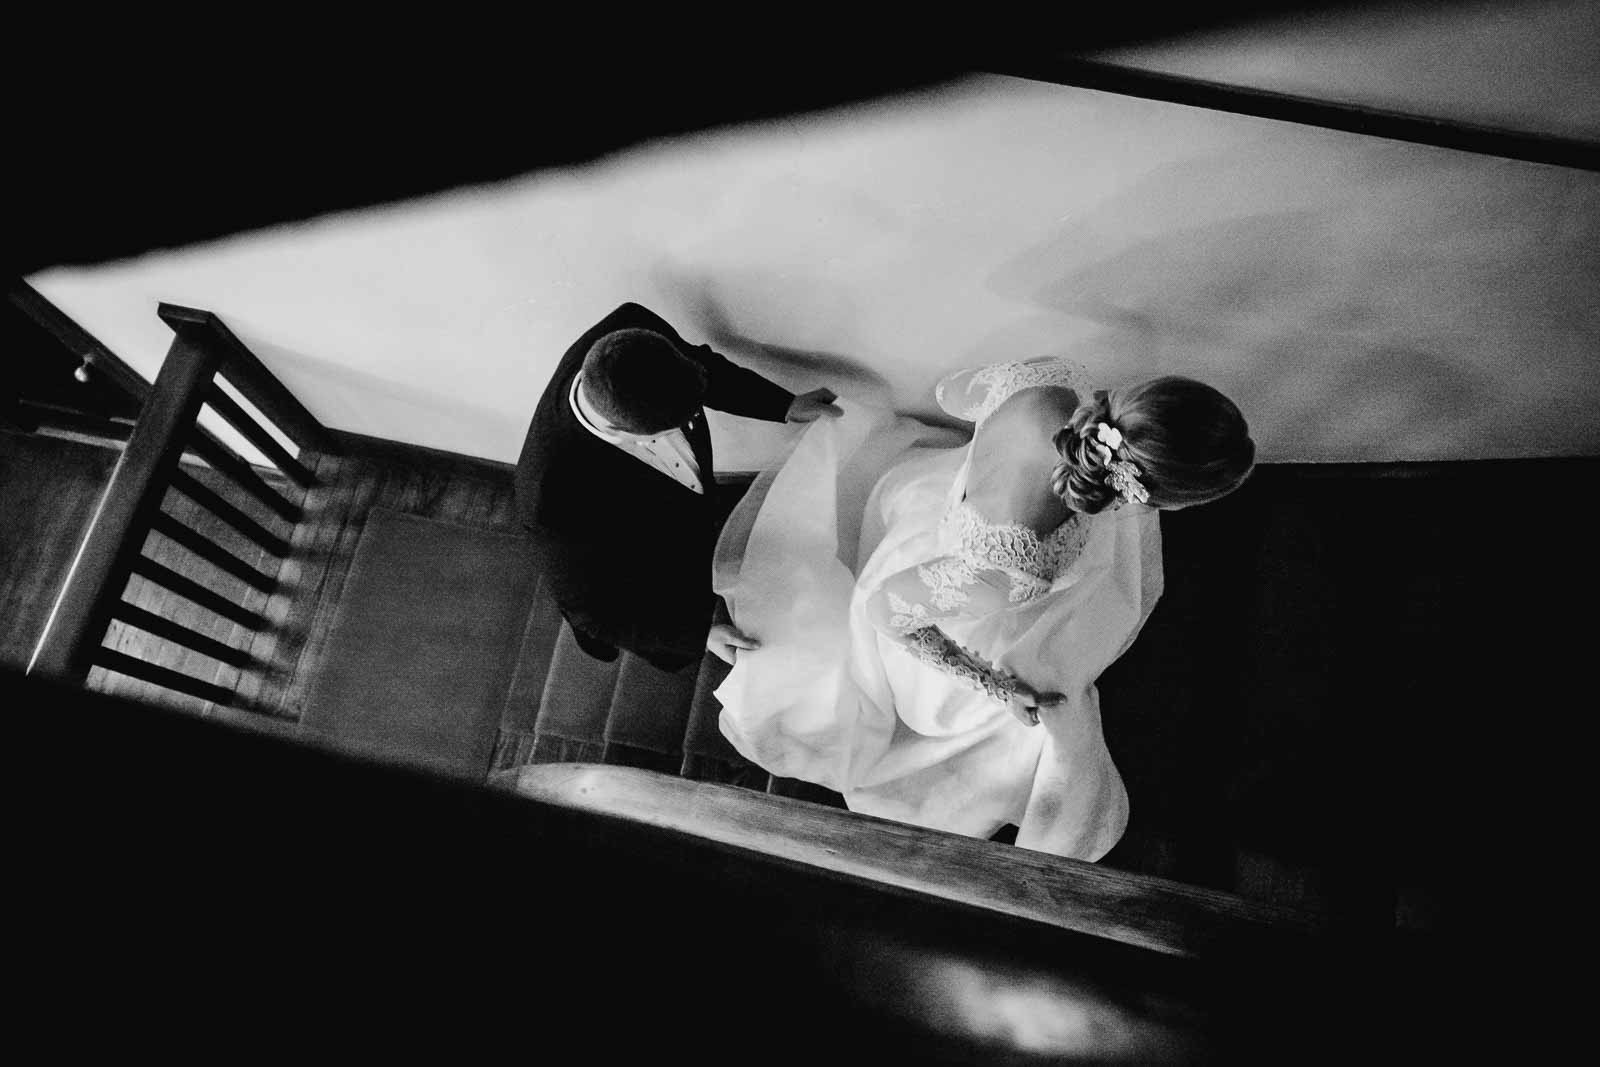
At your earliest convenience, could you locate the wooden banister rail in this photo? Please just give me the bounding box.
[157,303,339,456]
[504,763,1333,962]
[993,57,1600,173]
[13,669,1444,1061]
[29,302,338,709]
[7,278,151,405]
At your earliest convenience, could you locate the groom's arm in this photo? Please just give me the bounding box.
[608,302,796,422]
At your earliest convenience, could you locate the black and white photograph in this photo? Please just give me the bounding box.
[5,3,1597,1061]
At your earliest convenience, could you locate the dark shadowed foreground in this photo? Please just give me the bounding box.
[7,666,1513,1063]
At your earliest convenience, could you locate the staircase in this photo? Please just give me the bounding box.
[485,500,846,810]
[22,286,1583,939]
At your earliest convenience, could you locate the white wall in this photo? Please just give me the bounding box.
[31,73,1600,467]
[1099,0,1600,141]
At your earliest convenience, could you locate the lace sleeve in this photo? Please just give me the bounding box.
[900,628,1018,704]
[934,358,1088,425]
[866,554,1047,629]
[864,556,1046,704]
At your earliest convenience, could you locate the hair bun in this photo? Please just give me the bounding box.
[1049,376,1255,513]
[1050,390,1121,515]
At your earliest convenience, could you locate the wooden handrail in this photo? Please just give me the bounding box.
[13,666,1433,1060]
[7,278,151,404]
[29,336,220,682]
[25,299,328,709]
[504,763,1331,961]
[9,281,319,477]
[1254,456,1600,481]
[158,303,340,455]
[993,57,1600,173]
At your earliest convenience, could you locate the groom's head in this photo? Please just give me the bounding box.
[580,328,708,435]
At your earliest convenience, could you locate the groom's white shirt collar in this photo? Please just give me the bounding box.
[570,372,703,494]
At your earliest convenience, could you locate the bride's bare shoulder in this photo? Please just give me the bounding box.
[987,381,1081,430]
[968,385,1080,531]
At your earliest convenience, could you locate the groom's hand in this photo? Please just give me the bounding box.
[707,622,761,665]
[786,388,844,424]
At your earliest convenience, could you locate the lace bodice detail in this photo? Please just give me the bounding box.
[943,502,1091,602]
[864,506,1091,708]
[860,357,1099,703]
[936,357,1089,425]
[867,504,1091,641]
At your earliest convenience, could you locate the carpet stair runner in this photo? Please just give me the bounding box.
[488,596,845,807]
[296,455,1597,928]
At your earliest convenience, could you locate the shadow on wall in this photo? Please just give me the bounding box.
[652,264,914,406]
[987,141,1600,461]
[235,333,528,459]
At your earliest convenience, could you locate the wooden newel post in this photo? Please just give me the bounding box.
[27,337,222,685]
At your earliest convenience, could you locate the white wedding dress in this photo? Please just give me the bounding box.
[711,359,1163,860]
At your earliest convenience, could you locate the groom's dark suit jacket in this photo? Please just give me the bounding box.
[514,303,794,669]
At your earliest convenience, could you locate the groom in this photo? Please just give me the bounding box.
[514,302,841,671]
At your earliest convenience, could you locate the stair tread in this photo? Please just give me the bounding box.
[768,775,847,809]
[533,622,622,742]
[600,742,682,775]
[680,652,747,765]
[603,652,698,753]
[499,576,565,735]
[530,734,607,765]
[680,754,771,791]
[489,728,538,775]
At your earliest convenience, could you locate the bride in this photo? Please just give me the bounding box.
[706,357,1255,860]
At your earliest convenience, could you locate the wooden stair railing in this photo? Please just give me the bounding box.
[7,279,151,398]
[28,303,339,711]
[504,762,1333,960]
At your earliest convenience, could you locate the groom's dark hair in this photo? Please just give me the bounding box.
[581,328,708,434]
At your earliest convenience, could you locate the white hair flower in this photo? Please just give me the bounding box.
[1095,422,1124,451]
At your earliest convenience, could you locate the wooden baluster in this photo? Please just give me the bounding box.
[130,556,268,630]
[91,648,235,706]
[111,603,254,668]
[202,382,317,489]
[168,469,293,558]
[186,431,304,524]
[149,513,278,593]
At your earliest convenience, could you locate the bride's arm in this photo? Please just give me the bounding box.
[864,557,1055,721]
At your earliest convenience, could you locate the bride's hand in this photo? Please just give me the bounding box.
[1005,680,1067,727]
[707,622,761,665]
